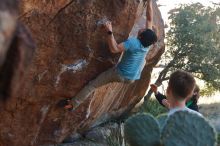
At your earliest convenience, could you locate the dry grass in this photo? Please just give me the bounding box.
[198,93,220,105]
[198,96,220,145]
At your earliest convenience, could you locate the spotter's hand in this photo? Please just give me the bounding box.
[150,84,158,93]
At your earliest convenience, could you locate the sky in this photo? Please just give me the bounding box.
[157,0,219,23]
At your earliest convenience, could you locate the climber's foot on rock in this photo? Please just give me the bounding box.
[64,98,80,111]
[57,98,70,108]
[57,98,79,111]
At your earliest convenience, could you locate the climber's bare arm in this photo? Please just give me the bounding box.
[146,0,153,30]
[104,21,125,53]
[107,35,125,53]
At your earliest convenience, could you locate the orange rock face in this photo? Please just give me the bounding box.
[0,1,36,146]
[0,0,164,146]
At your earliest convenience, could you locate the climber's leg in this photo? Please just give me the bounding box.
[67,67,133,110]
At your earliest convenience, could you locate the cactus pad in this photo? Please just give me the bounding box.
[124,113,160,146]
[157,113,168,129]
[161,110,217,146]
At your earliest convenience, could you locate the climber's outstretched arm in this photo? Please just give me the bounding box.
[146,0,153,30]
[103,21,125,53]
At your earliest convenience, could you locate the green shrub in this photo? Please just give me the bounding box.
[139,98,168,116]
[106,124,124,146]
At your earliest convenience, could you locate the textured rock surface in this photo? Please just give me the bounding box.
[0,1,36,146]
[0,0,165,146]
[62,122,121,146]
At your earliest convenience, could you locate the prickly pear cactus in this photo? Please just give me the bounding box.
[124,113,161,146]
[157,113,168,129]
[161,111,217,146]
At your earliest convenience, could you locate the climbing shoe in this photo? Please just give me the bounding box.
[57,98,80,111]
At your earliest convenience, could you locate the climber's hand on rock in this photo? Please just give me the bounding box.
[103,21,112,32]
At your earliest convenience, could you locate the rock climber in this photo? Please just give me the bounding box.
[63,0,158,110]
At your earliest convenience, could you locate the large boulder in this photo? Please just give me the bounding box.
[0,0,36,146]
[0,0,165,146]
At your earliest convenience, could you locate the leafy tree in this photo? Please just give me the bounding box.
[144,3,220,101]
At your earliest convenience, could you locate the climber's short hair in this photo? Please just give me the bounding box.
[168,70,195,100]
[138,29,157,47]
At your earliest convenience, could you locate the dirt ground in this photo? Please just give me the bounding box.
[199,102,220,133]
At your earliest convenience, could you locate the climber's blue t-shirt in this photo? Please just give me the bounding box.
[116,37,149,80]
